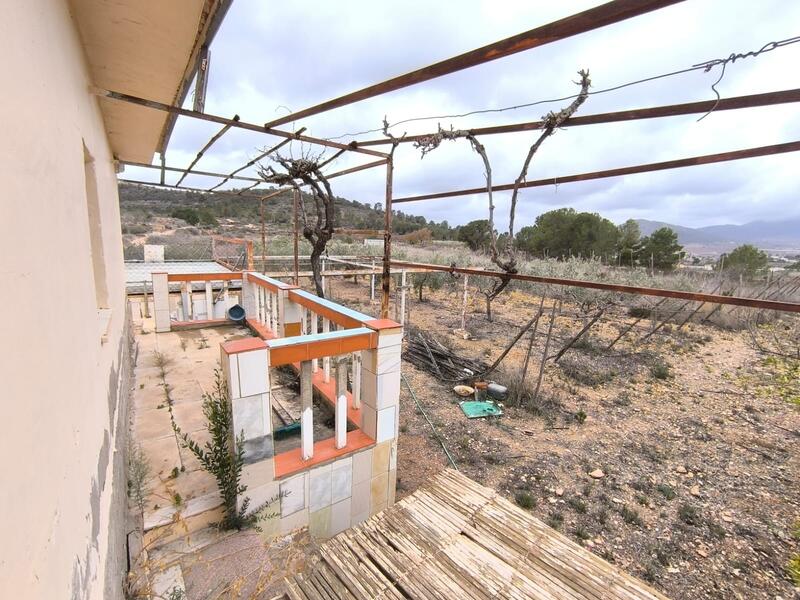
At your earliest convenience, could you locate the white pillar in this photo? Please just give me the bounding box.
[399,270,407,326]
[321,259,327,296]
[352,352,361,409]
[461,274,469,330]
[335,394,347,449]
[311,312,319,373]
[322,318,330,382]
[205,281,213,320]
[300,360,314,460]
[152,272,170,332]
[270,292,278,332]
[180,281,191,321]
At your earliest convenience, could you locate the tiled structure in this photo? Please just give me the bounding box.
[152,271,402,539]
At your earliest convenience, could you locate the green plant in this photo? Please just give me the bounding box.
[515,491,536,510]
[127,442,150,517]
[574,409,587,424]
[656,483,676,500]
[567,497,587,514]
[170,466,180,479]
[574,525,590,542]
[650,361,671,380]
[620,505,643,526]
[171,492,182,507]
[678,503,699,526]
[788,554,800,586]
[547,512,564,530]
[174,369,262,530]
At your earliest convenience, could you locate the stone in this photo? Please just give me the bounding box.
[689,485,701,497]
[555,487,564,497]
[676,465,688,474]
[589,469,604,479]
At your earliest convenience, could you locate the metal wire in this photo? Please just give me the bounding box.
[325,35,800,141]
[401,373,458,470]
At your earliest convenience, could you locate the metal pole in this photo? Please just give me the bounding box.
[381,156,393,318]
[293,188,300,285]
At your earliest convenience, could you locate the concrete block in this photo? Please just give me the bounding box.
[154,309,171,333]
[237,349,268,397]
[243,480,280,515]
[376,406,398,443]
[361,370,400,411]
[220,350,240,399]
[370,472,389,514]
[372,441,391,478]
[330,498,351,536]
[350,480,370,517]
[388,469,397,506]
[309,463,332,512]
[280,508,308,534]
[331,458,353,504]
[377,331,403,349]
[389,439,397,471]
[280,473,306,517]
[232,395,264,440]
[361,345,401,375]
[308,506,331,539]
[351,509,370,528]
[241,458,275,490]
[360,405,377,439]
[241,434,273,464]
[352,448,372,485]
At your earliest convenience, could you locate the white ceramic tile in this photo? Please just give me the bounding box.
[360,405,377,439]
[232,395,264,440]
[389,440,397,470]
[361,346,401,375]
[237,348,268,397]
[330,497,352,536]
[350,480,370,517]
[352,449,372,485]
[221,351,240,399]
[361,370,400,411]
[280,473,306,516]
[242,480,280,515]
[331,460,353,504]
[309,464,332,512]
[376,406,397,443]
[377,332,403,349]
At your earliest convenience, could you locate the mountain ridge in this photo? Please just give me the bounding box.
[635,217,800,249]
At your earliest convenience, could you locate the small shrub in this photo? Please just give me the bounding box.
[706,519,726,539]
[788,554,800,586]
[574,525,591,542]
[567,497,587,514]
[678,503,700,526]
[656,483,676,500]
[628,306,652,319]
[515,491,536,510]
[593,508,608,525]
[170,466,180,479]
[635,494,649,507]
[650,361,671,380]
[547,511,564,530]
[620,505,643,526]
[574,409,587,424]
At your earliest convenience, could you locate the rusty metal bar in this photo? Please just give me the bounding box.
[95,88,389,158]
[262,0,684,128]
[208,127,307,191]
[381,157,394,318]
[118,178,289,199]
[355,88,800,147]
[326,159,388,180]
[175,116,238,187]
[388,260,800,314]
[122,160,267,186]
[317,149,347,170]
[393,140,800,203]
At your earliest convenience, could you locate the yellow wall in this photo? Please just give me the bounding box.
[0,1,130,598]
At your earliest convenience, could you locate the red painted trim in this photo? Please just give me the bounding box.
[267,332,376,366]
[365,318,402,331]
[221,337,267,354]
[273,430,375,479]
[246,318,278,340]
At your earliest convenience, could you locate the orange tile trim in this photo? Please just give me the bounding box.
[364,318,402,331]
[245,272,299,292]
[221,337,268,355]
[273,430,375,479]
[287,290,365,329]
[167,272,243,282]
[267,331,376,366]
[246,318,278,340]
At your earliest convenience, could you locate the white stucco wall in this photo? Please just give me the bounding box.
[0,1,130,599]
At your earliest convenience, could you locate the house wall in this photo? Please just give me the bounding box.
[0,1,131,599]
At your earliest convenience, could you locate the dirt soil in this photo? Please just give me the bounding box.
[328,275,800,600]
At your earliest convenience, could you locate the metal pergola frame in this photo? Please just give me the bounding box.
[106,0,800,317]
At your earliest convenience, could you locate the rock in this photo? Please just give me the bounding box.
[555,487,564,497]
[612,498,624,504]
[589,469,605,479]
[721,513,734,523]
[667,567,680,574]
[548,497,558,504]
[676,465,688,474]
[453,385,475,397]
[690,485,701,497]
[696,546,709,558]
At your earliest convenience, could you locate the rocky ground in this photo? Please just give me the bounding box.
[329,274,800,600]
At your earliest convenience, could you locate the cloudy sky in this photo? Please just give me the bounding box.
[125,0,800,229]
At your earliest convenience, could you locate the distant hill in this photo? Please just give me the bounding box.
[636,217,800,250]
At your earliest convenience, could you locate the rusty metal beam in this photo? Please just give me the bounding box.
[118,178,289,198]
[122,160,266,186]
[262,0,685,128]
[389,260,800,314]
[95,88,389,158]
[208,127,307,191]
[175,117,238,187]
[325,159,388,180]
[393,140,800,203]
[355,88,800,147]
